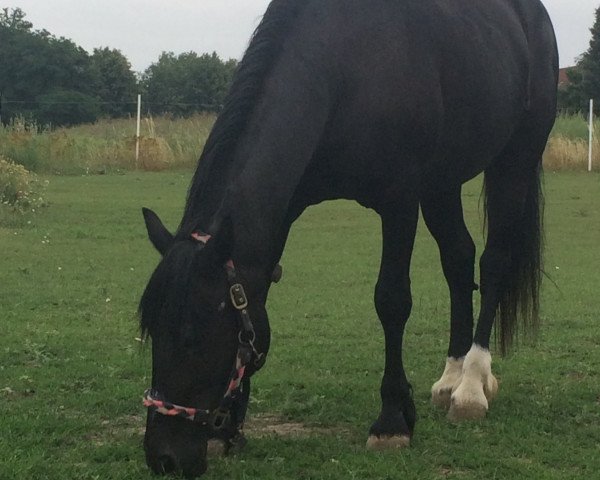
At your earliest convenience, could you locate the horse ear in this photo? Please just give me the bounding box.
[142,207,173,255]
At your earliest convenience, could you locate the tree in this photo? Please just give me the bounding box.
[0,7,233,124]
[36,90,100,127]
[90,47,138,117]
[559,7,600,113]
[557,67,588,113]
[0,9,40,120]
[0,8,97,124]
[579,7,600,108]
[143,51,237,116]
[0,7,32,31]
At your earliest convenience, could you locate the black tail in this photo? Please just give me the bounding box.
[484,165,544,355]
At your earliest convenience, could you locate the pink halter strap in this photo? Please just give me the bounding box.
[191,232,212,244]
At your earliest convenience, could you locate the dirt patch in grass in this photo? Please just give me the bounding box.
[245,413,349,438]
[88,414,145,446]
[207,413,343,458]
[87,413,346,446]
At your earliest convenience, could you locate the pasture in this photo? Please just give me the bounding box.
[1,171,599,479]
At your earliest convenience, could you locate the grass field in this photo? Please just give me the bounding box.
[1,171,599,479]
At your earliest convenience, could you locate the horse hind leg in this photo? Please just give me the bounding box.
[448,23,555,420]
[420,189,484,411]
[367,199,419,450]
[448,142,544,421]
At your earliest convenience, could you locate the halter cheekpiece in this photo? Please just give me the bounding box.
[142,231,265,431]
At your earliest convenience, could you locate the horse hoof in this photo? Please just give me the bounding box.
[228,432,248,455]
[366,434,410,450]
[207,439,228,457]
[484,374,499,402]
[431,357,464,411]
[431,388,452,410]
[447,400,488,422]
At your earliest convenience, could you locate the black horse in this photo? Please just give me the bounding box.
[139,0,558,476]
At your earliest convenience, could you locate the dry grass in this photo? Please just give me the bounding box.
[543,134,597,171]
[543,114,598,171]
[0,113,598,173]
[0,114,216,174]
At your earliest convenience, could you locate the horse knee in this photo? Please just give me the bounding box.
[457,236,476,267]
[374,280,412,323]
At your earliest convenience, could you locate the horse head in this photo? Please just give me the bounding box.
[139,208,272,477]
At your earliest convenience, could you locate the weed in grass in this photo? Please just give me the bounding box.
[0,155,49,228]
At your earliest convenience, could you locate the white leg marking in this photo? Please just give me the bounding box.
[448,345,498,421]
[431,357,464,410]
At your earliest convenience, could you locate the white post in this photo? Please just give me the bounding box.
[135,94,142,168]
[589,99,594,172]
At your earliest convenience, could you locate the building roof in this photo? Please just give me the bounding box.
[558,67,574,87]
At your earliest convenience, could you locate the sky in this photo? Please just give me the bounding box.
[4,0,597,72]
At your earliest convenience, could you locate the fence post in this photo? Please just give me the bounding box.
[589,99,594,172]
[135,94,142,168]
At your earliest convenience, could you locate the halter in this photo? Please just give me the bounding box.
[142,232,265,431]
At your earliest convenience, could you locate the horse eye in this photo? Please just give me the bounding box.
[217,301,226,312]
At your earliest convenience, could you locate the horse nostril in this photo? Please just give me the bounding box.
[158,454,177,474]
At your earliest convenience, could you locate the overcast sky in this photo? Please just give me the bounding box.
[5,0,596,71]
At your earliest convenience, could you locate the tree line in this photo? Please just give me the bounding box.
[4,6,600,125]
[558,7,600,114]
[0,8,237,127]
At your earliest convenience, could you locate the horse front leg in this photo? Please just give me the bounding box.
[367,201,418,450]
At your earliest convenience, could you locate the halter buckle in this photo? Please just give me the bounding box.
[211,407,231,430]
[229,284,248,310]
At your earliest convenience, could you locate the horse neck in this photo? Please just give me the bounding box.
[215,82,332,284]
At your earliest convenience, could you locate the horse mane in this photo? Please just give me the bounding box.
[177,0,308,237]
[139,242,201,339]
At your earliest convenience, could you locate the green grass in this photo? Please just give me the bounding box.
[550,114,592,141]
[1,172,599,479]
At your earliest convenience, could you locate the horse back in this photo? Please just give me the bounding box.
[283,0,557,198]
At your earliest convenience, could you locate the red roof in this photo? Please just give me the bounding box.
[558,67,573,87]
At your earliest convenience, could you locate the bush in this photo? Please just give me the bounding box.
[0,154,47,213]
[35,90,100,127]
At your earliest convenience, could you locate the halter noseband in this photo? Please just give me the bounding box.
[142,232,265,431]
